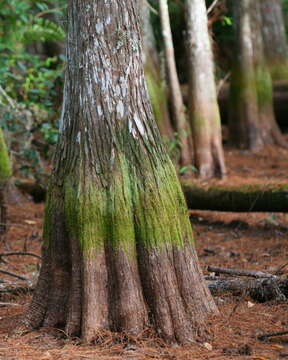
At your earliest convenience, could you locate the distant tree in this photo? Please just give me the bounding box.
[141,0,172,137]
[0,128,12,187]
[229,0,287,150]
[17,0,217,343]
[185,0,226,178]
[260,0,288,80]
[159,0,192,166]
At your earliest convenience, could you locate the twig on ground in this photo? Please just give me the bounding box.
[0,252,41,260]
[0,302,23,307]
[0,285,34,294]
[0,269,28,281]
[258,330,288,340]
[207,265,277,279]
[274,261,288,276]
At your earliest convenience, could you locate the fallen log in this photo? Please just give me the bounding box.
[182,182,288,212]
[16,180,288,214]
[207,277,288,302]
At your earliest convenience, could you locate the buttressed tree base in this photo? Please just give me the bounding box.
[16,0,218,343]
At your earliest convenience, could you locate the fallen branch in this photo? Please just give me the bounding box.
[0,284,34,294]
[207,266,277,279]
[0,269,28,281]
[0,302,22,307]
[0,252,41,260]
[258,330,288,340]
[207,277,288,302]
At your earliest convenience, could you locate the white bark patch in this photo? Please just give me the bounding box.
[95,21,104,34]
[128,120,137,138]
[105,16,111,25]
[116,101,124,118]
[97,105,103,116]
[77,131,81,144]
[134,113,145,136]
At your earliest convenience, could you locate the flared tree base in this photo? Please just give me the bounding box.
[15,158,217,344]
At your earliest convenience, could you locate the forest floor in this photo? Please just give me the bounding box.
[0,144,287,359]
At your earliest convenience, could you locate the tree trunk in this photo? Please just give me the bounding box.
[0,128,11,234]
[16,0,217,344]
[185,0,226,178]
[141,0,172,138]
[159,0,192,166]
[260,0,288,81]
[182,182,288,212]
[229,0,287,150]
[251,1,288,148]
[229,0,263,150]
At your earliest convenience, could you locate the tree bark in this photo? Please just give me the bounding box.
[260,0,288,81]
[182,182,288,212]
[159,0,192,166]
[16,0,217,344]
[185,0,226,178]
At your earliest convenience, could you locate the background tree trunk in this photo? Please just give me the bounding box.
[185,0,226,179]
[229,0,287,150]
[17,0,217,343]
[251,0,287,148]
[159,0,192,166]
[260,0,288,81]
[141,0,172,138]
[0,128,11,235]
[229,0,263,150]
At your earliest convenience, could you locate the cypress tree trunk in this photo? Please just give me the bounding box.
[251,1,287,148]
[159,0,192,166]
[141,0,172,138]
[0,128,11,186]
[0,128,11,234]
[185,0,226,178]
[229,0,263,150]
[229,0,287,150]
[17,0,217,343]
[260,0,288,81]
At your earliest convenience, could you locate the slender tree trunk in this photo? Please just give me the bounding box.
[0,128,11,186]
[251,1,287,148]
[158,0,191,166]
[229,0,287,150]
[16,0,217,343]
[260,0,288,81]
[0,128,11,234]
[185,0,226,178]
[141,0,172,137]
[229,0,263,150]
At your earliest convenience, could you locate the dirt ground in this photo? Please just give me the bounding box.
[0,144,287,360]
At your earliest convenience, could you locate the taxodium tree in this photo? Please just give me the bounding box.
[17,0,217,343]
[229,0,287,150]
[185,0,226,178]
[260,0,288,81]
[0,128,11,187]
[141,0,172,138]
